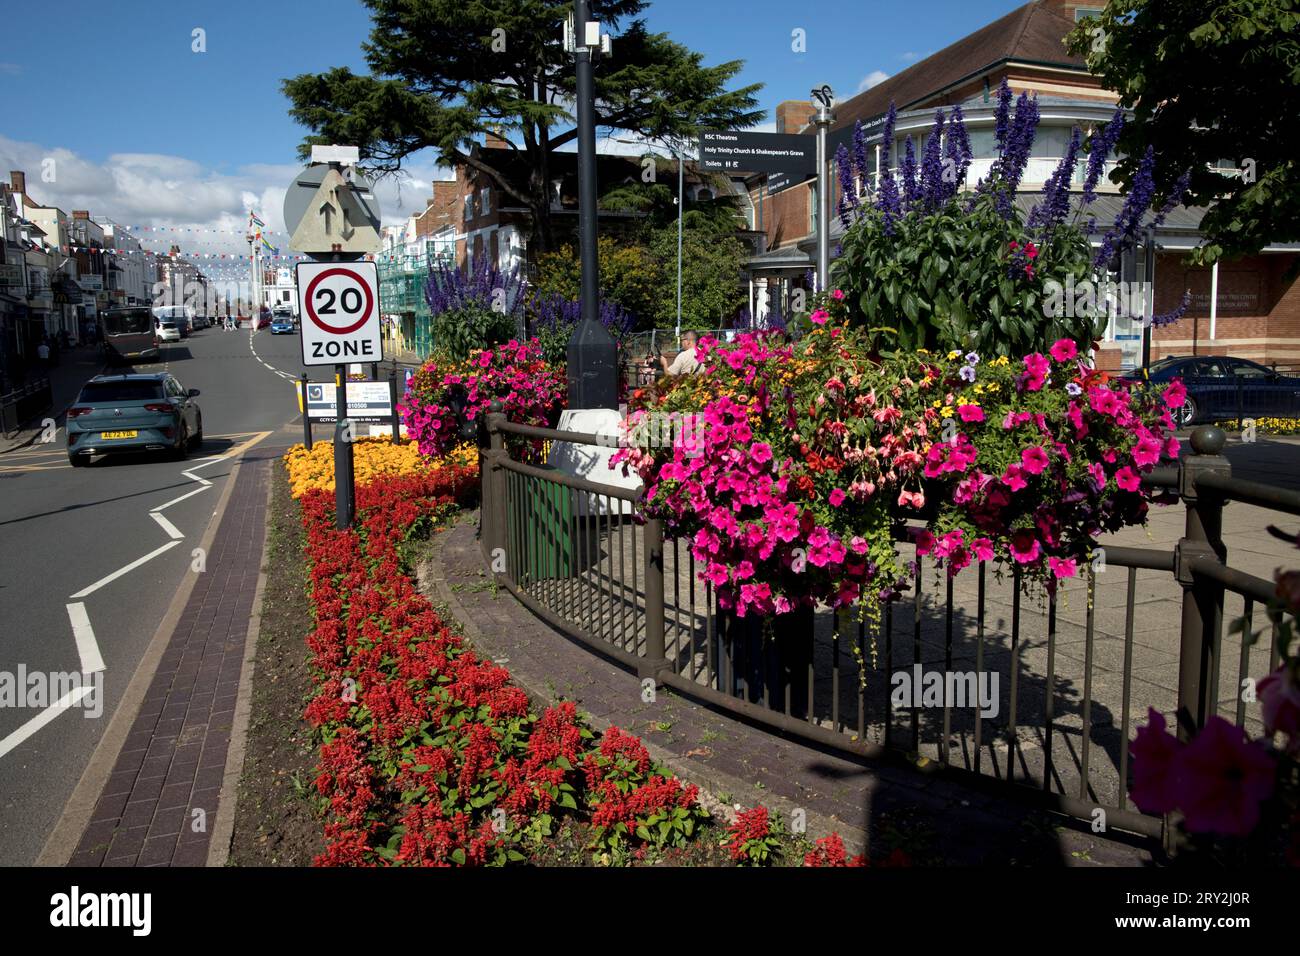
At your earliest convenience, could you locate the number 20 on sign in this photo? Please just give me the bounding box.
[296,260,384,366]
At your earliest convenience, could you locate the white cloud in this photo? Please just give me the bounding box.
[858,70,890,92]
[0,135,452,279]
[900,52,920,63]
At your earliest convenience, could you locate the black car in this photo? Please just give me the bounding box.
[1124,355,1300,426]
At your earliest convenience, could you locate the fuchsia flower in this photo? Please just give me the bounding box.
[750,442,773,465]
[828,488,847,507]
[1049,338,1077,362]
[1131,433,1163,469]
[971,537,995,561]
[1162,379,1187,410]
[1001,464,1028,492]
[830,289,845,301]
[898,489,926,510]
[810,309,830,325]
[957,404,985,423]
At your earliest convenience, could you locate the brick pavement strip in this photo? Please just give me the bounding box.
[422,515,1156,865]
[64,452,274,867]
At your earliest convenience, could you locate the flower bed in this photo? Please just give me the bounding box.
[283,437,476,499]
[297,465,722,865]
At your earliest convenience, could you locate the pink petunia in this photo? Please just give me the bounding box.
[809,309,830,325]
[1258,666,1300,750]
[1176,716,1276,837]
[1049,339,1078,363]
[1008,530,1040,564]
[1129,709,1182,815]
[828,488,846,507]
[1020,446,1050,475]
[1162,379,1187,410]
[957,404,985,423]
[1114,466,1140,492]
[971,537,995,561]
[1048,556,1077,579]
[830,289,845,301]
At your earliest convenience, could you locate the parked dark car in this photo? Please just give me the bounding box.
[1121,355,1300,426]
[65,373,203,466]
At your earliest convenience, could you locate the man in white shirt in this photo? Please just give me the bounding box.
[36,341,50,367]
[659,331,701,376]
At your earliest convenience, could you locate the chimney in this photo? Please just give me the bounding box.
[775,100,817,135]
[484,127,510,149]
[73,210,90,220]
[10,170,26,196]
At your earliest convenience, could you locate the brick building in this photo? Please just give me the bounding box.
[748,0,1299,368]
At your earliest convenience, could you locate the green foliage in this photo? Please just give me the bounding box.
[282,0,762,251]
[831,193,1104,356]
[1067,0,1300,262]
[647,225,748,330]
[531,236,660,324]
[432,301,518,362]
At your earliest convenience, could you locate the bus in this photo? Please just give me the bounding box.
[101,307,160,363]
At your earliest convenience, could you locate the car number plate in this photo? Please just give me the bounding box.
[100,430,138,439]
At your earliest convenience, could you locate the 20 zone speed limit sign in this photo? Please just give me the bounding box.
[296,261,384,366]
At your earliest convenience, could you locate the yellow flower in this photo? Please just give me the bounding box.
[947,350,961,360]
[940,406,954,418]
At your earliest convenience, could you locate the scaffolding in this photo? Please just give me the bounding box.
[377,240,452,360]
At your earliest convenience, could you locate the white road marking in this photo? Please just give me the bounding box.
[151,485,210,512]
[65,602,106,674]
[150,511,185,540]
[180,470,212,486]
[0,687,97,761]
[68,540,182,599]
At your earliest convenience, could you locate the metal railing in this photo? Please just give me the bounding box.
[1,377,53,439]
[479,415,1296,842]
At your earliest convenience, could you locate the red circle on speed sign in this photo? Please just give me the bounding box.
[304,267,375,335]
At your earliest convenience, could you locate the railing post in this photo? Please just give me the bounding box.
[481,407,508,574]
[640,516,667,682]
[1174,425,1230,741]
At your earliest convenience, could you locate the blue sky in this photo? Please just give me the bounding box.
[0,0,1030,268]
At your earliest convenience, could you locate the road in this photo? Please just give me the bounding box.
[0,324,309,865]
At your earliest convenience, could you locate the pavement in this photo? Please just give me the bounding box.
[0,344,109,454]
[0,324,307,866]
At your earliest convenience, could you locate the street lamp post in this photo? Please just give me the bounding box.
[565,0,618,410]
[811,85,835,293]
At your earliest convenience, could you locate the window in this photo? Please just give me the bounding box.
[78,381,164,402]
[463,193,475,220]
[1074,7,1103,21]
[480,186,491,215]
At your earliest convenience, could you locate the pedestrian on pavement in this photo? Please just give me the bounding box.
[36,340,50,369]
[659,330,702,376]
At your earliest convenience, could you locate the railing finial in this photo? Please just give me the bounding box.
[1189,424,1226,456]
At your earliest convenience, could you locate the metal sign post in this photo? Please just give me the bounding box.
[286,148,385,530]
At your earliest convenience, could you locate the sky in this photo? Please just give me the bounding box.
[0,0,1031,279]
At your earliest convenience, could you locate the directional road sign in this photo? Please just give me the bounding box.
[697,130,818,175]
[284,164,381,255]
[296,260,384,366]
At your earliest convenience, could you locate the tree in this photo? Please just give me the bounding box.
[283,0,761,254]
[532,235,660,325]
[647,225,747,330]
[1067,1,1300,263]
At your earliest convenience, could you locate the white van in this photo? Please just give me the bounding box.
[151,305,192,337]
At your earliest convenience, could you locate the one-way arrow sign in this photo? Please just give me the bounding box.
[284,163,382,255]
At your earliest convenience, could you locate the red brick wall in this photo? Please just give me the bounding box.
[1151,252,1300,364]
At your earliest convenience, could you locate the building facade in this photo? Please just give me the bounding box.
[747,0,1298,368]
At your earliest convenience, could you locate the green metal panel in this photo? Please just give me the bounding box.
[522,476,575,580]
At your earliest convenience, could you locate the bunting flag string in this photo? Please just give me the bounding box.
[60,243,309,262]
